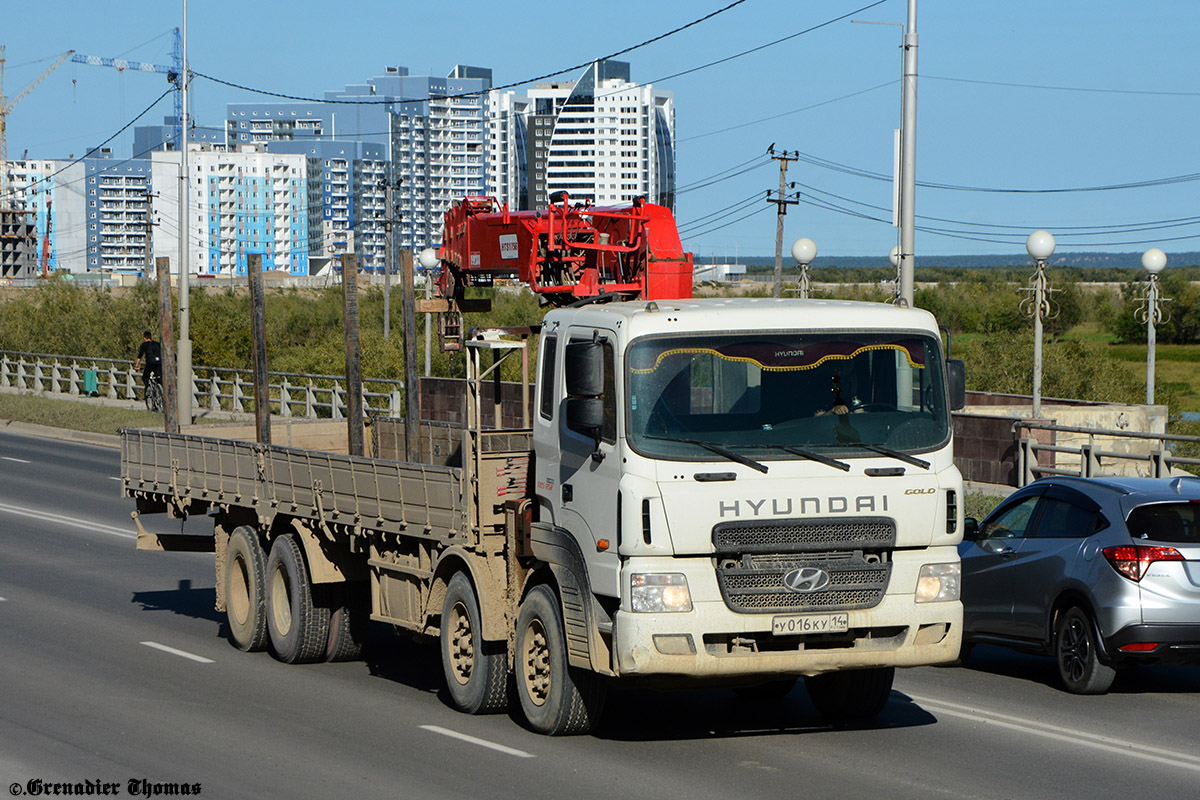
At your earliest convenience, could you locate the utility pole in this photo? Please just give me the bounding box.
[247,253,271,445]
[144,189,156,273]
[342,253,364,457]
[382,181,393,341]
[401,249,418,462]
[155,257,179,434]
[898,0,919,307]
[766,146,798,298]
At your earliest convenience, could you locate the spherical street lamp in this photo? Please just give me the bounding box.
[1139,247,1168,404]
[791,237,816,299]
[1023,230,1056,417]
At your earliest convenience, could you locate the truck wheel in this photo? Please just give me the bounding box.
[515,584,606,735]
[804,667,895,721]
[1055,607,1116,695]
[440,572,508,714]
[324,583,369,663]
[266,533,331,664]
[225,525,268,652]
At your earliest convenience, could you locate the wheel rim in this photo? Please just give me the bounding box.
[271,564,292,636]
[1059,617,1088,683]
[229,554,251,627]
[521,618,551,707]
[447,600,474,686]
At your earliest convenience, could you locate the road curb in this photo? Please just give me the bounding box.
[0,419,121,449]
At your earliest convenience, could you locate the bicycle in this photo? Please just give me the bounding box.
[144,372,164,413]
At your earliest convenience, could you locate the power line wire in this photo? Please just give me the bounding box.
[925,74,1200,98]
[194,1,749,105]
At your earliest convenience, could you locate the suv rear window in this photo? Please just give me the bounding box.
[1126,503,1200,543]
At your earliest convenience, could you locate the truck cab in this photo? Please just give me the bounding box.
[532,297,965,684]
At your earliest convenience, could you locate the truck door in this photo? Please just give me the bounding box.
[536,327,621,598]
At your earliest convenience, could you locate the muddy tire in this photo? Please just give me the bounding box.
[515,584,606,735]
[440,572,509,714]
[804,667,895,721]
[224,525,268,652]
[266,533,330,664]
[324,582,369,663]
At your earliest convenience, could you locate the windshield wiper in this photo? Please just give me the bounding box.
[644,435,769,474]
[774,445,851,472]
[860,443,930,470]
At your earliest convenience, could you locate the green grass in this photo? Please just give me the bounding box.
[0,391,229,437]
[965,492,1004,522]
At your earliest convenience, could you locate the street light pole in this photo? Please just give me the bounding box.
[176,0,192,426]
[1139,247,1168,405]
[1023,230,1056,418]
[898,0,919,308]
[791,237,816,299]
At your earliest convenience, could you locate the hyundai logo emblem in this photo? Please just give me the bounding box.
[782,567,831,593]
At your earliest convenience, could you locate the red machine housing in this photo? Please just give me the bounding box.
[438,193,693,303]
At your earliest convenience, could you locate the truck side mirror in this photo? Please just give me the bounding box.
[565,340,604,397]
[564,338,606,456]
[566,396,604,438]
[947,359,966,411]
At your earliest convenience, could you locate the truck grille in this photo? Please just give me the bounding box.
[713,517,895,614]
[713,517,895,554]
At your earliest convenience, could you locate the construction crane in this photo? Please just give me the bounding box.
[0,46,75,207]
[71,27,184,150]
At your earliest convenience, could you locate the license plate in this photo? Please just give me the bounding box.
[771,612,849,636]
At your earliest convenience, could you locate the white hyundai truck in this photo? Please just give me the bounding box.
[124,296,966,735]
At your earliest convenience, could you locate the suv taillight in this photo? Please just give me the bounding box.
[1102,544,1184,582]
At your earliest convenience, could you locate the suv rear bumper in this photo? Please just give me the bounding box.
[1105,623,1200,666]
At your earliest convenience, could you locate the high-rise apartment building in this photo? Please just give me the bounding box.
[152,145,309,276]
[226,65,491,255]
[524,60,675,211]
[487,91,530,211]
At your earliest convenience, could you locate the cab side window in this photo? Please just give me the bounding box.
[539,336,557,420]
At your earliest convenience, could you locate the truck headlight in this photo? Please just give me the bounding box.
[916,563,960,603]
[631,573,693,612]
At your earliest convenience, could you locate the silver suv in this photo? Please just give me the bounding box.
[960,476,1200,693]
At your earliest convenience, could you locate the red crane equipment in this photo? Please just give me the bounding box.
[437,192,693,304]
[40,196,52,277]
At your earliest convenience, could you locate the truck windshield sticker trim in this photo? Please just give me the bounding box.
[630,342,925,375]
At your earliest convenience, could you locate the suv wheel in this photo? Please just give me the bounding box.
[1055,607,1116,694]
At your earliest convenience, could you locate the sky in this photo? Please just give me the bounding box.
[4,0,1199,261]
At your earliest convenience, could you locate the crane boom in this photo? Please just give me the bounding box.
[71,28,184,149]
[0,47,75,207]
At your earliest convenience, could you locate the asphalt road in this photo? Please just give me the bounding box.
[2,429,1198,800]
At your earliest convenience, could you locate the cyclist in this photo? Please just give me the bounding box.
[134,331,162,391]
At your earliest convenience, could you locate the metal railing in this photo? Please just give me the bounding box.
[0,350,406,419]
[1014,420,1200,486]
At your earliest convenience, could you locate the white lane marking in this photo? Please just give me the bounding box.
[0,502,135,540]
[420,725,535,758]
[109,476,123,481]
[140,641,215,664]
[0,597,7,601]
[2,456,31,463]
[907,694,1200,773]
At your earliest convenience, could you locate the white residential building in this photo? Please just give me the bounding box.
[525,60,676,210]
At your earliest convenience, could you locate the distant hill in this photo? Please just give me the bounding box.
[699,252,1200,271]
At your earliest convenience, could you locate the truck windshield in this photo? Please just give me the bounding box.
[626,332,951,461]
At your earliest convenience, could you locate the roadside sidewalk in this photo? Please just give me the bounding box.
[0,418,121,449]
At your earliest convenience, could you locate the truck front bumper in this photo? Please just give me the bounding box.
[613,593,961,678]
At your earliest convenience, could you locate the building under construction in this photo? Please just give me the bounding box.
[0,207,37,280]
